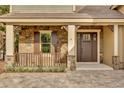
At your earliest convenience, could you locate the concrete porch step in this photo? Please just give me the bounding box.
[76,62,113,70]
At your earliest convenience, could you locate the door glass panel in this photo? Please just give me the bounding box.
[83,34,91,41]
[93,34,97,41]
[77,34,80,38]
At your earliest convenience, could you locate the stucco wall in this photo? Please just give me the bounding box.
[118,6,124,14]
[103,26,114,67]
[100,30,103,62]
[119,25,124,62]
[122,26,124,62]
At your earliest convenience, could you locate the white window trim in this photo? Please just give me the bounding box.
[77,29,101,64]
[39,30,52,53]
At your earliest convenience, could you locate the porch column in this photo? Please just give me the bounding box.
[113,24,119,69]
[5,25,14,66]
[67,25,76,71]
[114,24,119,56]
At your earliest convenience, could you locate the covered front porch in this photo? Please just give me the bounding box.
[1,16,123,71]
[6,25,69,69]
[5,24,123,70]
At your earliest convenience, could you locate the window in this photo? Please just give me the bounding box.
[40,32,51,53]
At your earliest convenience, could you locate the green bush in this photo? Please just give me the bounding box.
[6,65,66,72]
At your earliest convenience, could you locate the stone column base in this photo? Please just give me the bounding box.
[112,56,119,70]
[5,55,14,67]
[67,55,76,71]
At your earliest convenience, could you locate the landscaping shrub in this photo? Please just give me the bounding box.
[6,65,66,72]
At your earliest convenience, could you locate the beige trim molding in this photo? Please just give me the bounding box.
[77,29,101,63]
[1,19,124,24]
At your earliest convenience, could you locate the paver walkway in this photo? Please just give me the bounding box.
[0,70,124,88]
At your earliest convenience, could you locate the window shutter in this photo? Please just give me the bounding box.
[52,31,59,52]
[34,32,40,53]
[52,31,58,45]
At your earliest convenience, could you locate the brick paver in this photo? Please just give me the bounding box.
[0,70,124,88]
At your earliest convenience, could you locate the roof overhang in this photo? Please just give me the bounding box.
[1,18,124,25]
[110,5,120,10]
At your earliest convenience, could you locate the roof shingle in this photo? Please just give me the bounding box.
[0,6,124,19]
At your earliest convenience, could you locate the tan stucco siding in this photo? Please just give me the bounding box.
[118,6,124,14]
[103,26,114,67]
[12,5,73,13]
[100,31,103,62]
[119,25,124,62]
[122,27,124,62]
[118,26,123,62]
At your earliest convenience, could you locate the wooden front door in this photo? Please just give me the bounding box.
[77,32,97,62]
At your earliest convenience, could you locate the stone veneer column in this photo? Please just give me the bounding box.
[113,24,119,69]
[67,25,76,71]
[5,25,14,66]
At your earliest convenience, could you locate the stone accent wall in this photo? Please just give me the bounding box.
[5,55,14,66]
[56,30,68,60]
[19,27,34,53]
[19,26,68,61]
[0,31,5,49]
[112,56,119,70]
[67,55,76,71]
